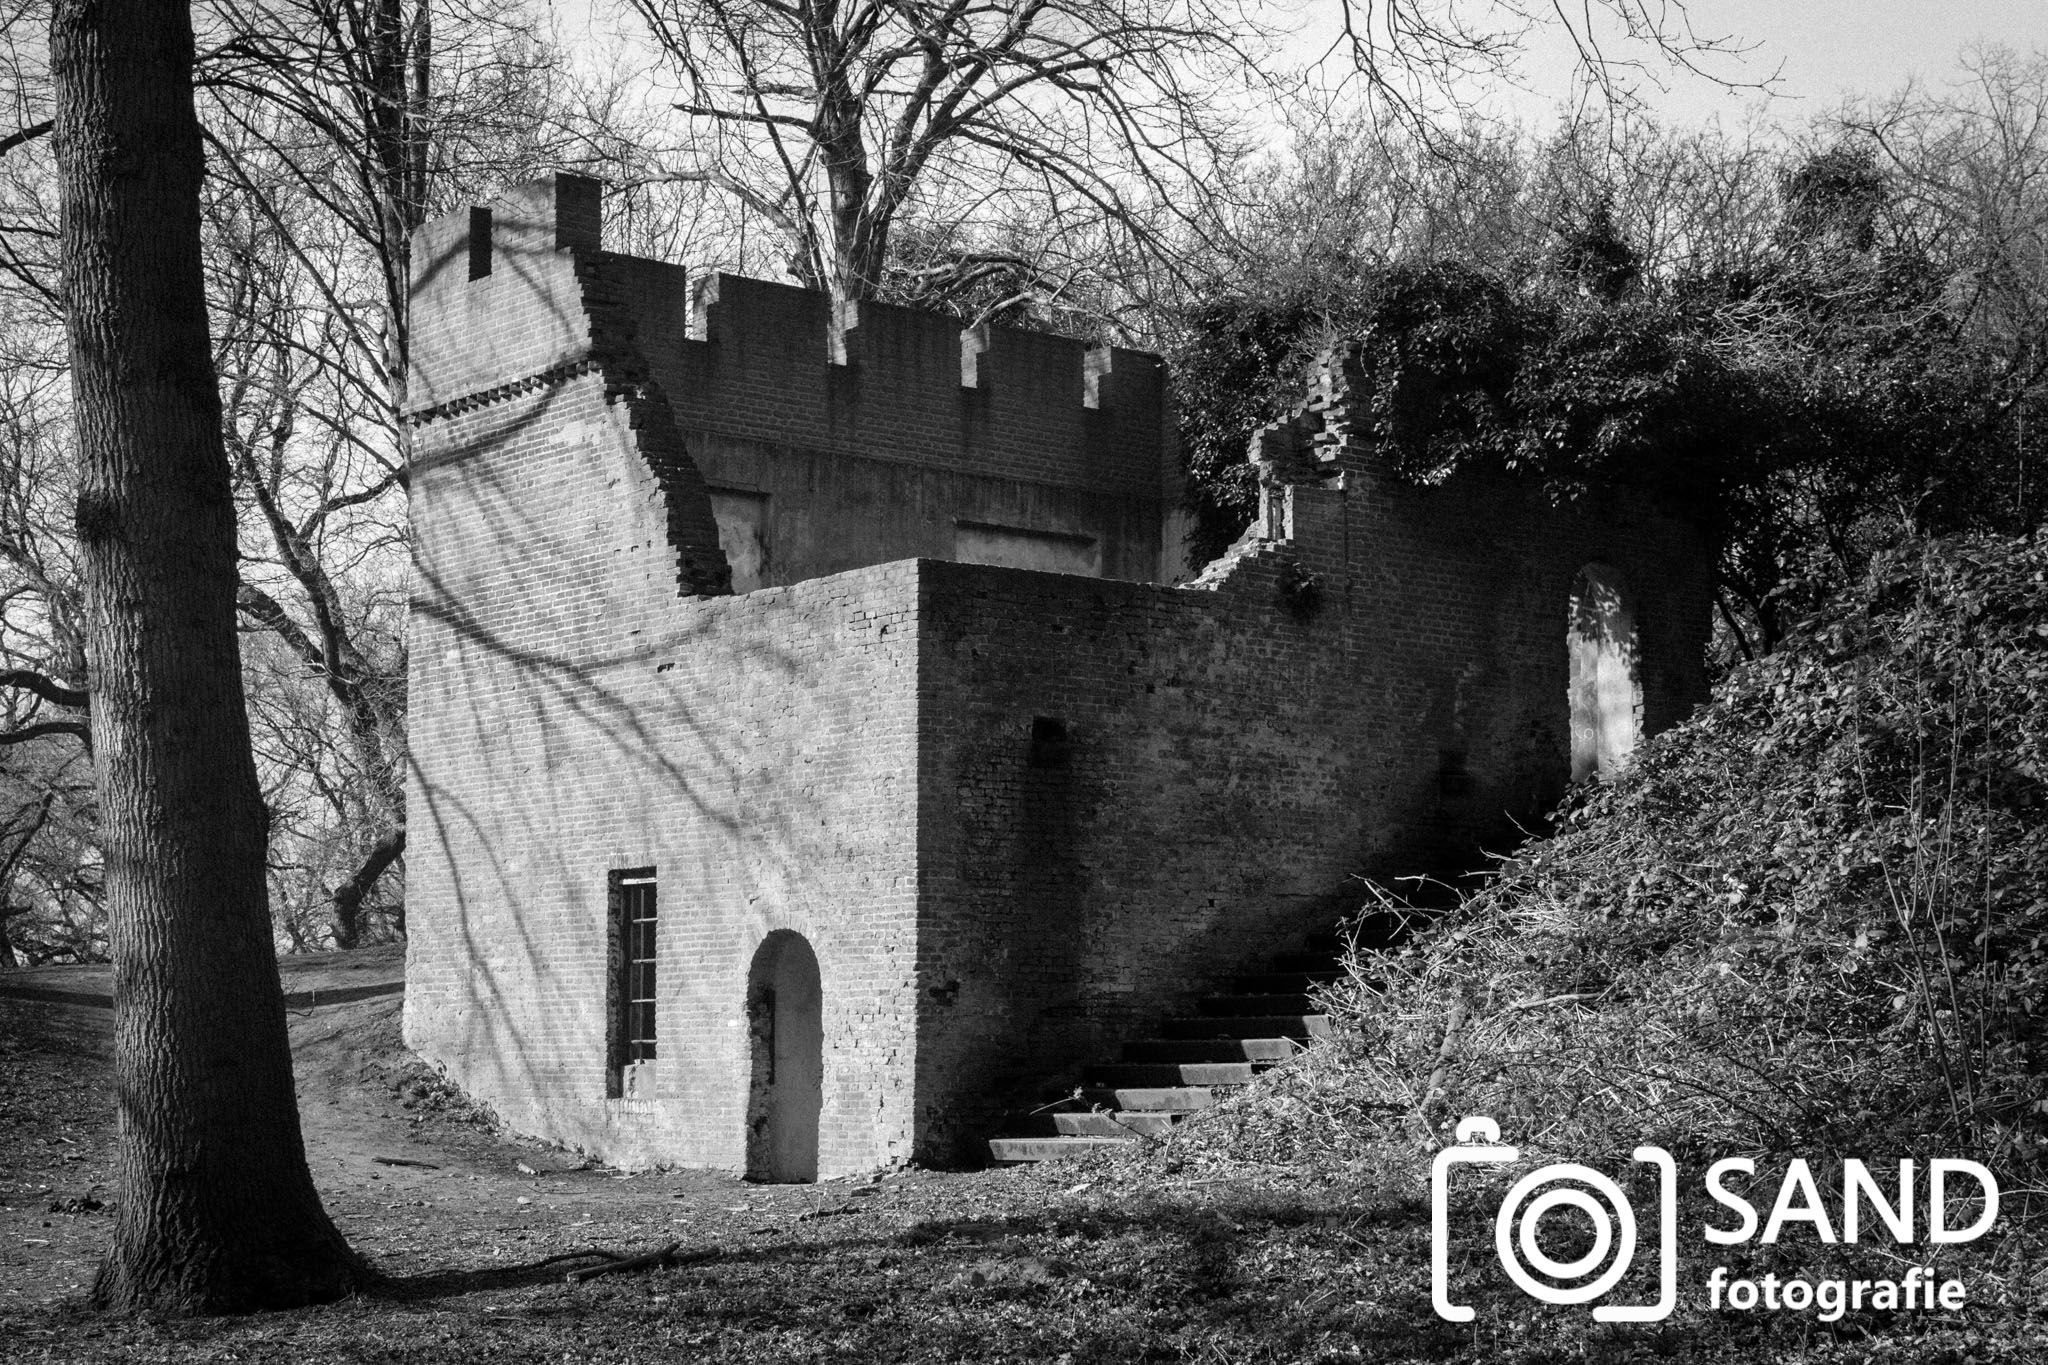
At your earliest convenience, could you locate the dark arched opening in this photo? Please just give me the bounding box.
[744,930,823,1182]
[1568,563,1643,782]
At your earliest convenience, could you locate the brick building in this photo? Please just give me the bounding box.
[402,174,1714,1177]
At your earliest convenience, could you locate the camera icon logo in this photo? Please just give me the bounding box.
[1431,1116,1677,1323]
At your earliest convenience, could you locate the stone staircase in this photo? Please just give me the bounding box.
[986,933,1348,1163]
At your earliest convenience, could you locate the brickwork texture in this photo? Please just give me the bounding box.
[403,174,1715,1174]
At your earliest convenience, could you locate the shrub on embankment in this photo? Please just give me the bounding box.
[1177,531,2048,1171]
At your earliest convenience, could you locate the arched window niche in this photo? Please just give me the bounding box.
[1568,563,1643,783]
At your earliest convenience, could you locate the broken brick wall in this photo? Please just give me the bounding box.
[405,176,929,1175]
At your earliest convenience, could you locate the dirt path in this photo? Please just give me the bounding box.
[0,952,931,1308]
[282,990,869,1286]
[0,996,117,1306]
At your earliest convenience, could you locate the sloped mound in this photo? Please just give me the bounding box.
[1177,532,2048,1168]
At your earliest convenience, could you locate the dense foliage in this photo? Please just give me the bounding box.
[1172,256,1769,586]
[1169,142,2048,657]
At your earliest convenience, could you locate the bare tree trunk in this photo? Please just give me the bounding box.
[811,30,877,298]
[368,0,432,414]
[330,827,404,949]
[51,0,362,1313]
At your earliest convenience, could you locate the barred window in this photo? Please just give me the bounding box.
[615,870,657,1065]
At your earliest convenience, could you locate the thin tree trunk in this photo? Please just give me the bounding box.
[51,0,362,1312]
[330,827,405,949]
[812,34,876,299]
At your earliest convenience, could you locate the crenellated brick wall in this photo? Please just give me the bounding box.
[408,173,1181,594]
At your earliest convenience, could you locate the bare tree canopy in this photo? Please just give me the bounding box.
[1843,47,2048,370]
[620,0,1277,308]
[1320,0,1773,133]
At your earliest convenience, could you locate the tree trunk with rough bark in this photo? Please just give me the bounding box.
[51,0,363,1313]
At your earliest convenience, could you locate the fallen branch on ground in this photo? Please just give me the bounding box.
[564,1241,715,1283]
[529,1247,620,1270]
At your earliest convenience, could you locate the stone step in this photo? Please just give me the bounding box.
[1122,1036,1303,1064]
[1161,1013,1331,1040]
[989,1135,1135,1163]
[984,922,1362,1166]
[1053,1110,1183,1138]
[1006,1108,1188,1138]
[1076,1085,1227,1111]
[1198,992,1316,1016]
[1086,1061,1257,1087]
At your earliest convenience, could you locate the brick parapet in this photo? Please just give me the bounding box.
[408,181,1172,514]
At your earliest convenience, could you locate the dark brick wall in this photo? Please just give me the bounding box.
[648,279,1174,586]
[687,431,1168,586]
[658,276,1165,499]
[908,463,1712,1161]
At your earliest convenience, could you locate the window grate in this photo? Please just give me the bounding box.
[617,873,657,1064]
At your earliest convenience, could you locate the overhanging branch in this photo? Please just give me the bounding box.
[0,721,91,748]
[0,671,88,710]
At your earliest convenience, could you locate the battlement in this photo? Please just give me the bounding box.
[407,175,1172,505]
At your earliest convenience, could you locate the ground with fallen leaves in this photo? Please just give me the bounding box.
[2,950,2044,1362]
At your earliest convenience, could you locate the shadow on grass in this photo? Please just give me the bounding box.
[370,1182,1488,1363]
[376,1253,629,1300]
[366,1175,2002,1365]
[12,1178,1990,1365]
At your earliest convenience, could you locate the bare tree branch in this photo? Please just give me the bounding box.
[0,119,52,157]
[0,669,87,709]
[0,720,90,748]
[624,0,1276,308]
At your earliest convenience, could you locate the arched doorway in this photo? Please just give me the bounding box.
[1568,563,1642,782]
[744,930,822,1182]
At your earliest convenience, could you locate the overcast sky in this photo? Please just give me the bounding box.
[549,0,2048,160]
[1281,0,2048,133]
